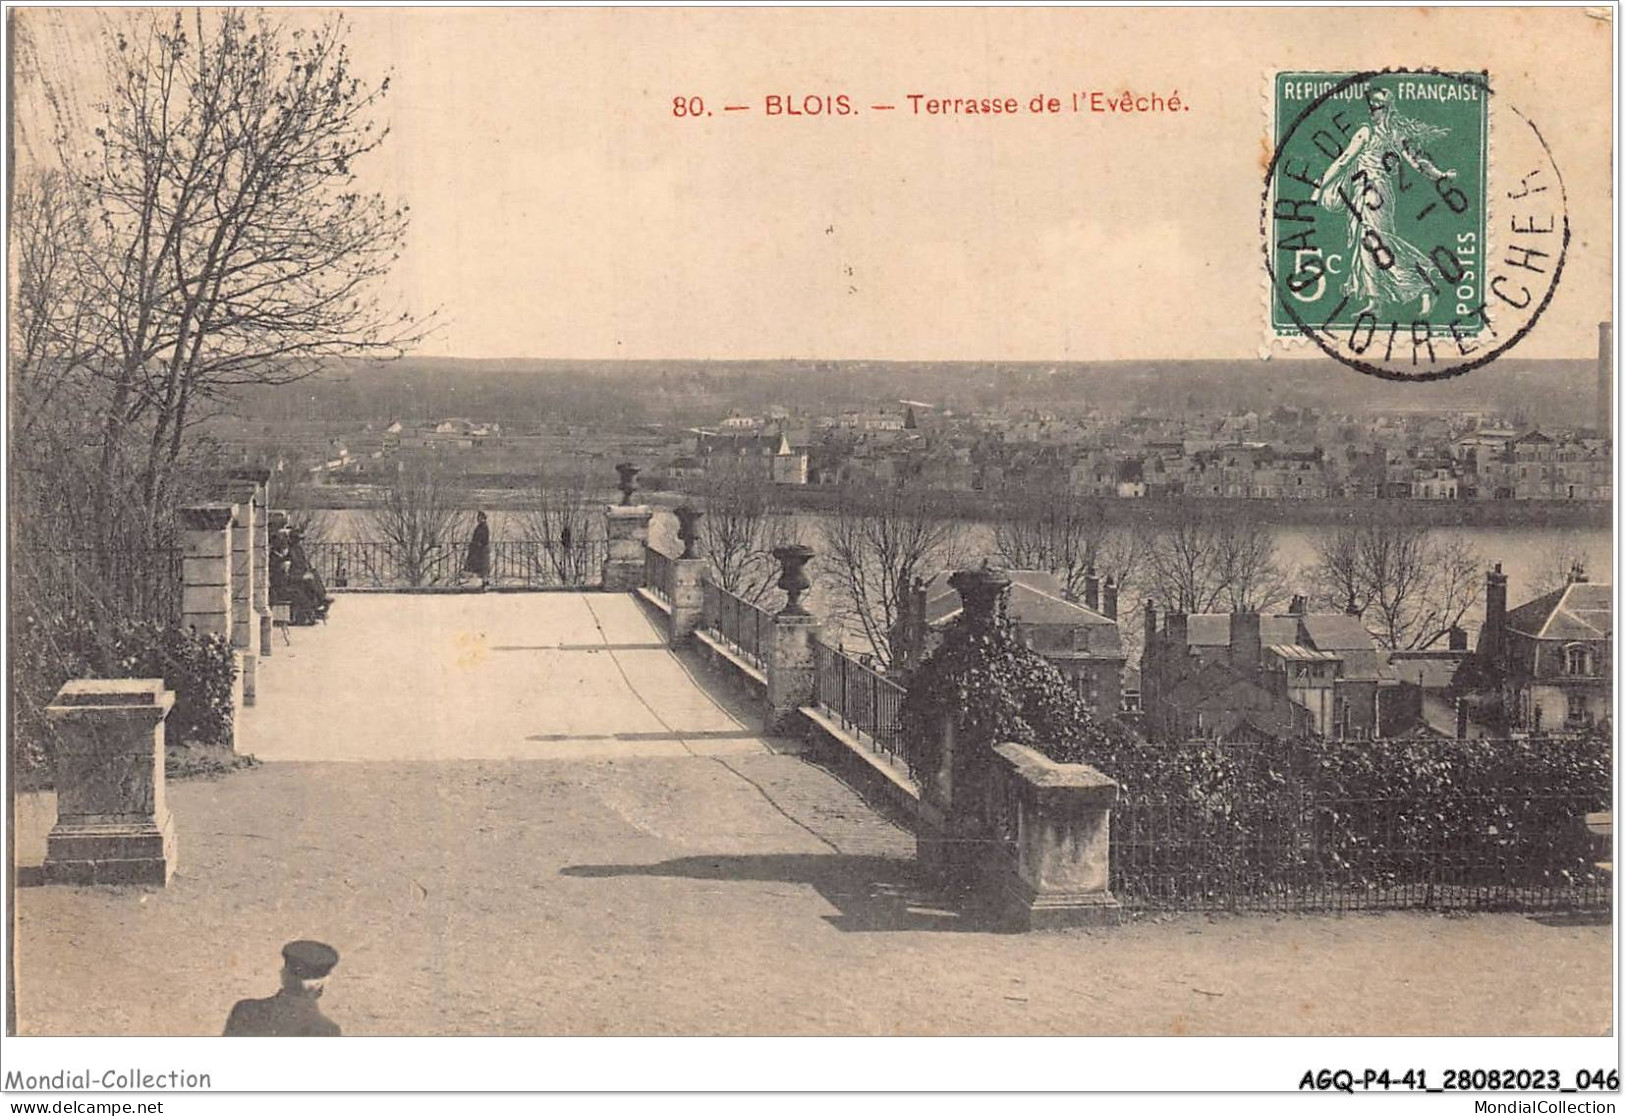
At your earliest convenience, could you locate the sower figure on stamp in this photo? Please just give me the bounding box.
[463,510,491,590]
[1309,83,1458,319]
[224,940,342,1036]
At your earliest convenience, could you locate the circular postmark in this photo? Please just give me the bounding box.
[1263,69,1568,382]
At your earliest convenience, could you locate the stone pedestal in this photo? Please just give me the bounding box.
[602,505,653,592]
[988,743,1120,928]
[669,558,708,642]
[767,611,820,731]
[43,679,178,886]
[181,503,240,750]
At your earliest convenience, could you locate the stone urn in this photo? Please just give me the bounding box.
[773,544,816,616]
[615,462,641,506]
[948,565,1012,627]
[674,506,704,559]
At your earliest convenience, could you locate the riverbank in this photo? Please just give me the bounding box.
[305,479,1610,530]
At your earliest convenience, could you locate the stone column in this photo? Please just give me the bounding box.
[602,506,653,592]
[766,545,819,730]
[224,481,258,705]
[230,468,274,657]
[181,503,242,749]
[989,743,1120,928]
[181,504,236,640]
[916,566,1012,887]
[43,679,178,886]
[602,464,651,592]
[668,506,707,641]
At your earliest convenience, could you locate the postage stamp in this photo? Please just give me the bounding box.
[1264,69,1568,382]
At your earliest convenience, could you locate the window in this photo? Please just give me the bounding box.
[1565,645,1594,676]
[1567,692,1589,726]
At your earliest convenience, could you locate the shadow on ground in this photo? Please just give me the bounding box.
[562,853,1009,934]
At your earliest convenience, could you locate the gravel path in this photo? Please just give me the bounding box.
[13,756,1611,1037]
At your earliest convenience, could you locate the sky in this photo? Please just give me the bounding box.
[10,6,1615,363]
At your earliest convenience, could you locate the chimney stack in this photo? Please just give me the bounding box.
[1102,576,1118,621]
[1083,568,1100,612]
[1448,625,1468,652]
[1165,610,1188,653]
[1480,562,1508,660]
[1230,611,1263,673]
[1288,594,1307,616]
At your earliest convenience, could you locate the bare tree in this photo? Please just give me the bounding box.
[1139,510,1225,613]
[1307,518,1482,650]
[364,465,470,587]
[1139,505,1286,615]
[27,9,426,545]
[1307,524,1368,615]
[820,481,966,668]
[1530,531,1600,596]
[695,460,798,604]
[993,482,1109,598]
[516,465,600,585]
[1213,518,1291,612]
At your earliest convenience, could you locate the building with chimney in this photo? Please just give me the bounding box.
[1466,562,1612,732]
[897,569,1126,717]
[1140,596,1418,743]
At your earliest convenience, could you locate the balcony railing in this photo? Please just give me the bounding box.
[701,582,773,672]
[644,545,676,605]
[812,639,910,773]
[306,539,605,590]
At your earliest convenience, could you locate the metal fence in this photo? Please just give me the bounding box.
[307,539,605,590]
[702,582,773,672]
[812,639,911,772]
[1107,740,1610,913]
[644,546,675,605]
[12,546,184,627]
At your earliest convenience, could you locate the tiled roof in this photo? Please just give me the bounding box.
[1506,581,1613,641]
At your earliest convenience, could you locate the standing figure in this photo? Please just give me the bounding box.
[1311,83,1457,318]
[463,510,491,590]
[224,940,342,1037]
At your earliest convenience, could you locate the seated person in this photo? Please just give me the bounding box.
[285,529,334,625]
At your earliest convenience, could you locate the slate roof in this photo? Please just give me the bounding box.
[1300,614,1379,651]
[1389,658,1461,691]
[1505,582,1613,641]
[1185,614,1300,647]
[923,570,1117,629]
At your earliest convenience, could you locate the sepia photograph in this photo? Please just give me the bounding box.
[2,2,1617,1102]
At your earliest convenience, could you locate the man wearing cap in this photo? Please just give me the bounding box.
[223,941,342,1036]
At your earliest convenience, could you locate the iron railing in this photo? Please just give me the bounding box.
[702,582,773,672]
[644,546,675,605]
[1105,739,1610,913]
[812,638,911,773]
[306,539,606,590]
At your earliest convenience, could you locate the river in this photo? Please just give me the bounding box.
[312,505,1607,639]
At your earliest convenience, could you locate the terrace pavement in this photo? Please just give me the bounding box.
[10,592,1613,1037]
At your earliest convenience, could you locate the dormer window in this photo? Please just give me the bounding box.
[1564,645,1594,676]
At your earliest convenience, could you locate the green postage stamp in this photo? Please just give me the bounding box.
[1265,67,1566,382]
[1269,71,1488,341]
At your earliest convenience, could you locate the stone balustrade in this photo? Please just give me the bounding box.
[986,743,1120,928]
